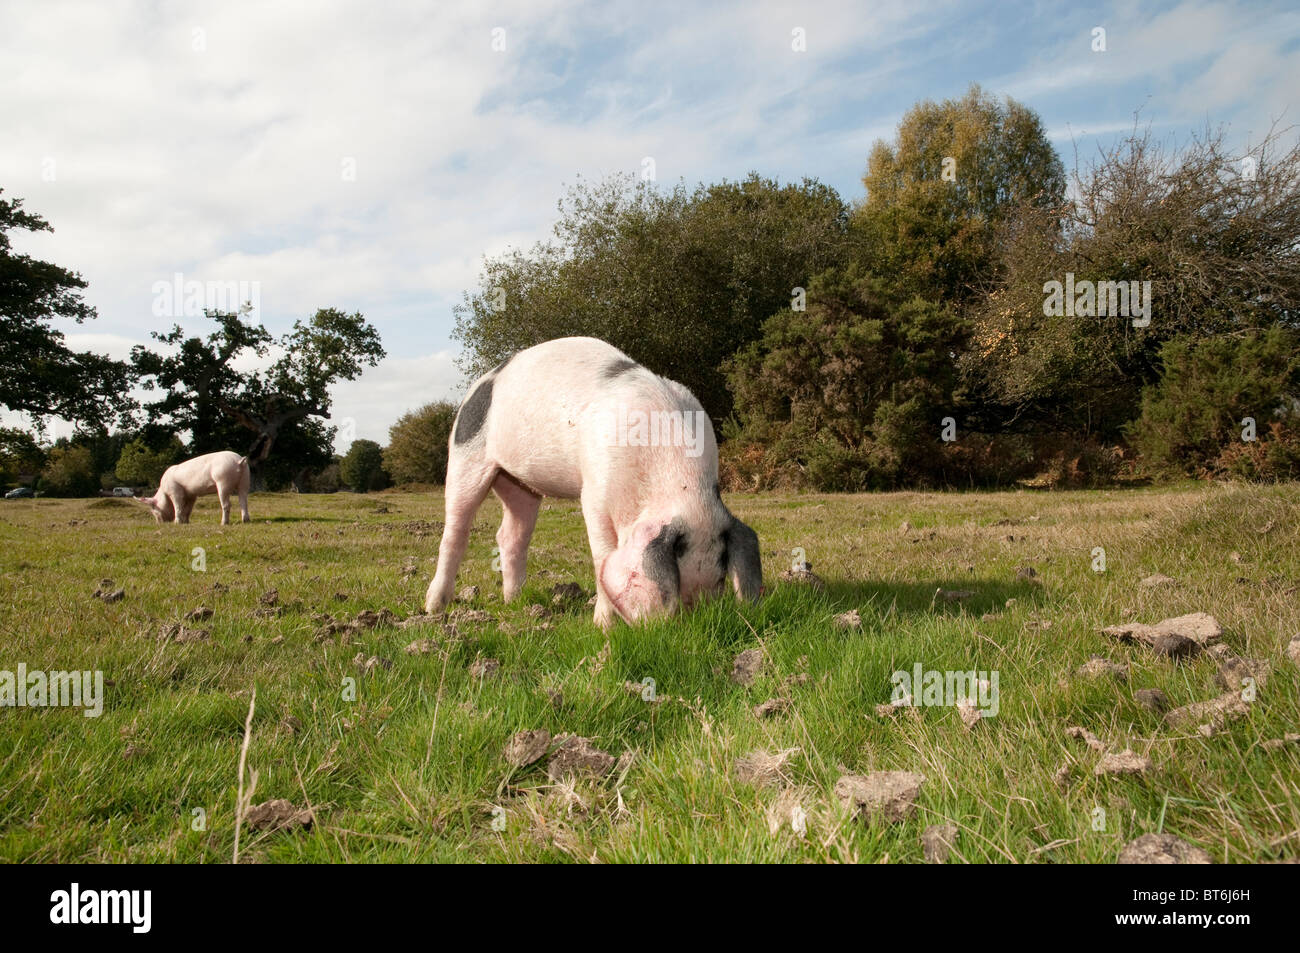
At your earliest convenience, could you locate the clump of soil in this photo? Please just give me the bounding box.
[504,729,551,768]
[1095,750,1153,777]
[245,799,314,832]
[922,823,958,863]
[1074,656,1127,682]
[753,697,792,719]
[734,747,800,788]
[833,609,861,630]
[546,735,615,780]
[835,771,926,822]
[1118,833,1211,864]
[730,649,763,685]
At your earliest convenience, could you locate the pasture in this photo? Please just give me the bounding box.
[0,483,1297,862]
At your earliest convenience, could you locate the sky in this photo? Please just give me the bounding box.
[2,0,1297,450]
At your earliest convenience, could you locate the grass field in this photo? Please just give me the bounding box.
[0,482,1297,863]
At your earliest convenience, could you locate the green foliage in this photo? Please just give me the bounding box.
[340,439,389,492]
[0,191,133,428]
[1129,328,1300,478]
[725,267,965,489]
[453,172,848,421]
[40,444,99,496]
[383,401,456,485]
[114,437,183,487]
[0,427,45,488]
[855,84,1065,305]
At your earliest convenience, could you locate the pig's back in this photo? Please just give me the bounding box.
[477,337,692,498]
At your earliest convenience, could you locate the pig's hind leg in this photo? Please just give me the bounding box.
[492,472,541,602]
[424,452,499,614]
[217,485,232,525]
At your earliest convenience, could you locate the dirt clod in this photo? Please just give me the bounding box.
[161,623,210,644]
[185,606,213,622]
[1118,833,1211,864]
[547,735,615,779]
[1066,726,1106,751]
[1134,689,1170,712]
[1139,573,1176,588]
[1214,656,1270,691]
[504,729,551,768]
[245,798,314,832]
[1152,633,1199,659]
[835,771,926,822]
[753,697,792,718]
[833,609,861,630]
[1164,692,1249,734]
[1102,612,1223,650]
[1075,655,1128,682]
[457,585,479,602]
[468,657,500,679]
[1095,749,1153,777]
[922,823,958,863]
[734,747,800,788]
[778,568,825,591]
[551,582,585,605]
[731,648,763,685]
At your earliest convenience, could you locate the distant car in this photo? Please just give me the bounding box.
[112,487,135,497]
[5,487,33,499]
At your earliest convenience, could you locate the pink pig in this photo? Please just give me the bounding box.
[136,450,251,525]
[425,337,762,629]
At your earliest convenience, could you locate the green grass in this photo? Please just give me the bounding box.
[0,483,1297,863]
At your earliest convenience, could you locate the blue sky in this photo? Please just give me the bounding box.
[1,0,1297,448]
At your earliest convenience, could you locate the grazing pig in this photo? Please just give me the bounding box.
[136,451,251,525]
[425,337,762,629]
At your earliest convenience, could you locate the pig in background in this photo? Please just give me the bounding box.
[136,450,251,525]
[425,337,762,629]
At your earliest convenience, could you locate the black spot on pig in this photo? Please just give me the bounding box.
[491,353,515,376]
[643,518,686,603]
[602,358,639,380]
[454,377,493,445]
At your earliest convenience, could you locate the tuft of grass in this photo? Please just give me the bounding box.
[0,482,1296,862]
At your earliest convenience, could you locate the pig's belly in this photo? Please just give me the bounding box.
[486,429,584,499]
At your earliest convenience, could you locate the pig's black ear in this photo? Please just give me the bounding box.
[724,514,762,601]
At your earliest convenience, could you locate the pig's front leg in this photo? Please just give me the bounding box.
[581,494,620,631]
[424,455,499,614]
[174,491,195,524]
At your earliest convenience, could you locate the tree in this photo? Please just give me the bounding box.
[115,437,183,487]
[964,123,1300,441]
[0,427,45,488]
[453,173,848,422]
[724,266,965,489]
[0,191,133,427]
[1128,327,1300,477]
[340,439,388,492]
[855,85,1065,306]
[383,401,456,485]
[40,444,99,497]
[132,307,385,488]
